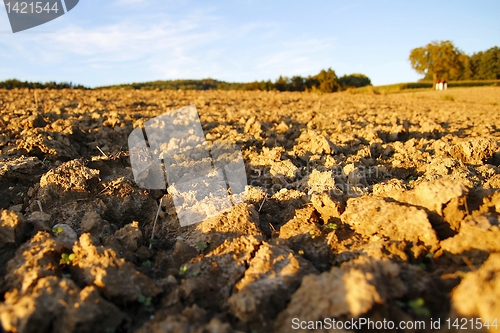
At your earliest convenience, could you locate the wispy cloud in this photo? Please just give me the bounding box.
[0,12,221,74]
[51,20,220,63]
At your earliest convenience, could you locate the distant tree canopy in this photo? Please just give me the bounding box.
[100,68,372,93]
[338,73,371,89]
[0,79,87,90]
[409,41,500,81]
[468,46,500,80]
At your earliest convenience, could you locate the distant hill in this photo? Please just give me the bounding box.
[0,79,87,90]
[97,70,372,93]
[0,69,372,93]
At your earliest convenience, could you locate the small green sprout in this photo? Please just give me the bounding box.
[60,253,76,265]
[309,230,316,239]
[324,223,337,230]
[408,298,430,317]
[195,242,208,251]
[425,253,434,259]
[138,294,152,306]
[52,227,64,235]
[148,239,158,245]
[179,264,188,276]
[188,271,199,277]
[142,260,152,268]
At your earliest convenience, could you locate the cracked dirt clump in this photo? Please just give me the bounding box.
[449,253,500,333]
[228,242,317,324]
[71,233,161,303]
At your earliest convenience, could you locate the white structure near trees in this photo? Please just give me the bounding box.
[435,80,448,90]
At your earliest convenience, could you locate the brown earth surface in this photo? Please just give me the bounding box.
[0,86,499,333]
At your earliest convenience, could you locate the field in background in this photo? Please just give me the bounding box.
[405,86,500,105]
[349,79,500,95]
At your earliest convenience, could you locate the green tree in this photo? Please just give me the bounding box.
[457,53,474,80]
[313,68,341,92]
[409,40,464,83]
[338,73,371,89]
[274,76,289,91]
[475,46,500,79]
[289,76,305,91]
[259,80,273,91]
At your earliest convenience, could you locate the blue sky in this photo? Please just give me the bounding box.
[0,0,498,87]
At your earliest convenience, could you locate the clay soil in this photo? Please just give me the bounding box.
[0,87,499,333]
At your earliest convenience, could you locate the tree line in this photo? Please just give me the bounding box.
[409,41,500,82]
[101,69,371,93]
[0,69,370,92]
[0,79,87,90]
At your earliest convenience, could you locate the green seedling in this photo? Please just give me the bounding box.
[52,227,63,235]
[425,253,434,259]
[138,294,155,312]
[309,230,316,239]
[188,271,199,277]
[195,242,208,251]
[408,298,430,317]
[142,260,152,268]
[324,223,337,230]
[179,264,188,276]
[138,294,152,307]
[148,239,158,245]
[60,253,76,265]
